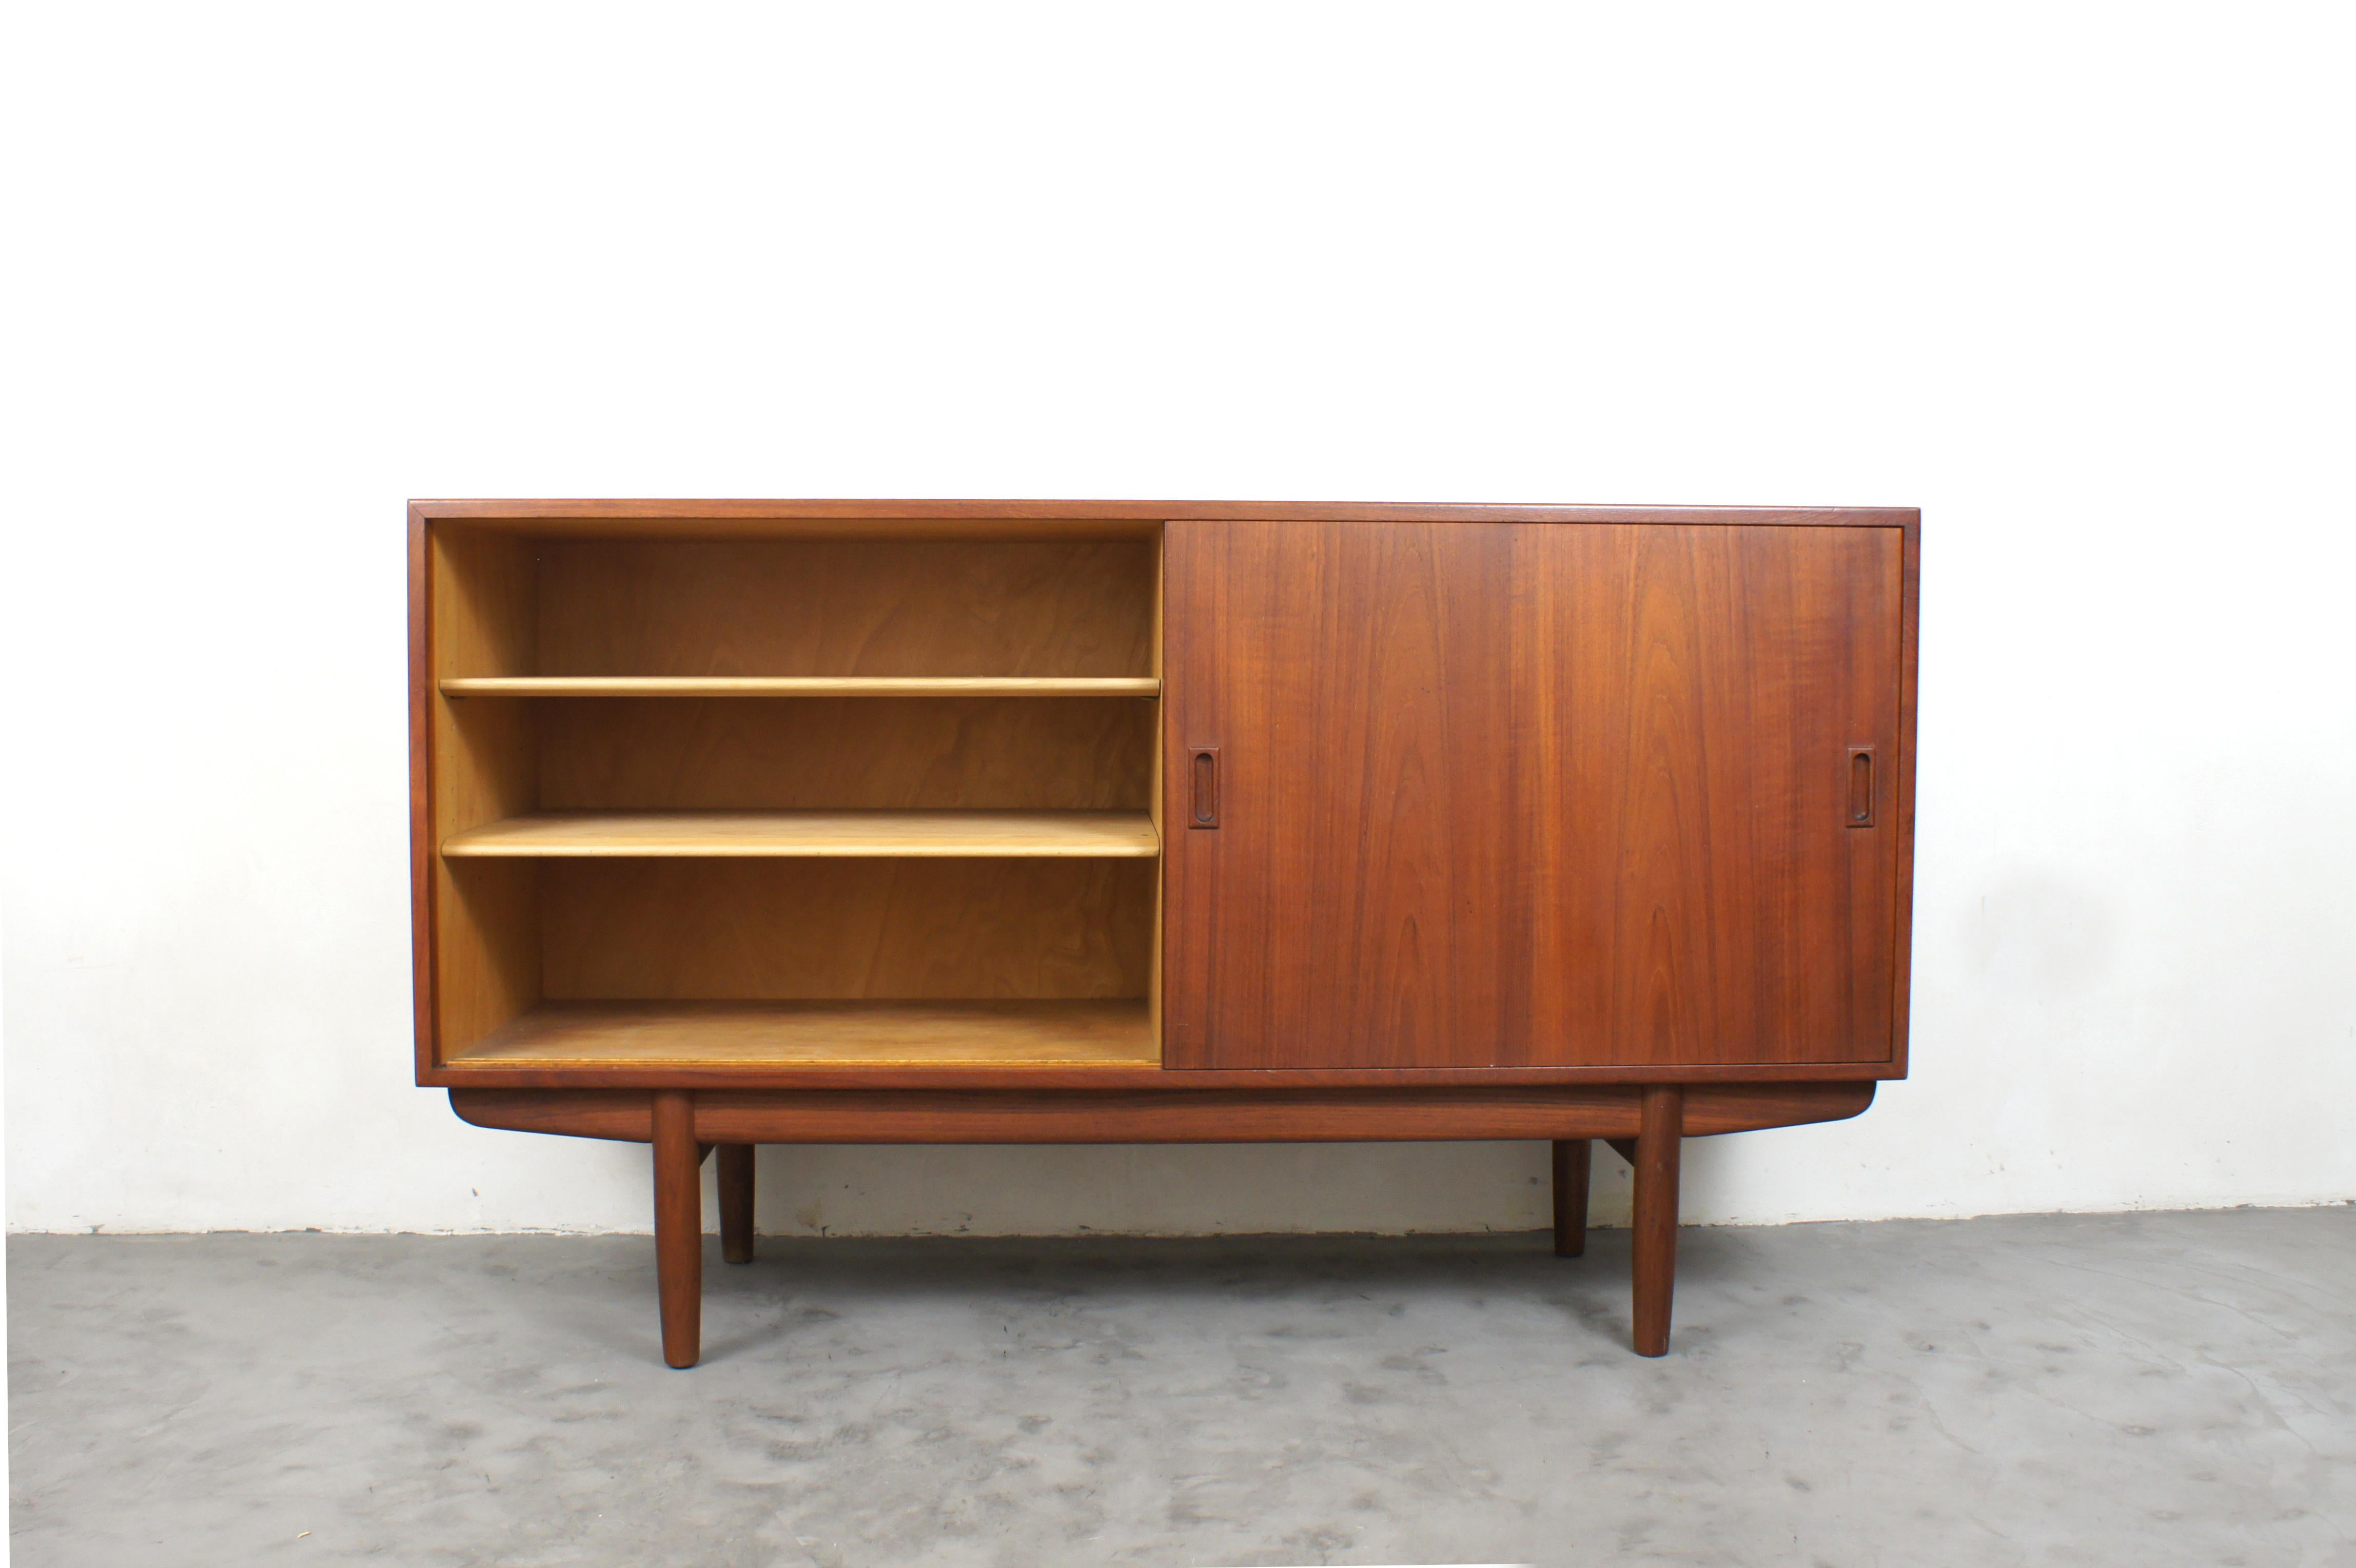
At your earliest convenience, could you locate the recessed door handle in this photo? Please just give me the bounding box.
[1188,747,1219,828]
[1847,746,1875,827]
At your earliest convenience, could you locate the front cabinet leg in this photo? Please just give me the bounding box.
[1630,1085,1684,1356]
[1550,1140,1592,1257]
[718,1145,756,1264]
[652,1090,703,1368]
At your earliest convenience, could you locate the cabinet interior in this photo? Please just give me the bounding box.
[426,523,1163,1069]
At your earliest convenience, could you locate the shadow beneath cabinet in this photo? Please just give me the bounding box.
[688,1228,1772,1366]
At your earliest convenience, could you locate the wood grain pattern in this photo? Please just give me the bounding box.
[1533,524,1902,1069]
[535,698,1150,812]
[450,1000,1157,1067]
[538,859,1154,1002]
[1165,522,1513,1069]
[443,677,1160,697]
[1164,521,1904,1071]
[537,539,1154,678]
[442,809,1160,858]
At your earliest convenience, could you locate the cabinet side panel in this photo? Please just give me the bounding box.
[1890,518,1921,1074]
[409,509,433,1081]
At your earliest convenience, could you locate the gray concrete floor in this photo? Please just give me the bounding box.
[8,1210,2353,1567]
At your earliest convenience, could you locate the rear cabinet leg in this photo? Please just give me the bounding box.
[718,1145,757,1265]
[1550,1139,1592,1257]
[1630,1086,1684,1357]
[651,1090,703,1369]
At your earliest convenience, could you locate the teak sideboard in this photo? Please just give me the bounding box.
[409,500,1919,1367]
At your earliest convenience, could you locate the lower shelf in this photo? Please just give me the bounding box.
[449,999,1156,1068]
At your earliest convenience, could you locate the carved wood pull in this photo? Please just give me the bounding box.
[1188,747,1220,828]
[1848,746,1875,827]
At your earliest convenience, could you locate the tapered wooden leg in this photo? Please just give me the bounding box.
[652,1090,702,1369]
[1631,1085,1683,1357]
[1550,1139,1592,1257]
[718,1144,756,1265]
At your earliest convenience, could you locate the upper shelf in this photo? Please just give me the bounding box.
[441,809,1161,859]
[439,677,1159,698]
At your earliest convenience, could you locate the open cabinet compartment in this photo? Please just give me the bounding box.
[420,520,1164,1072]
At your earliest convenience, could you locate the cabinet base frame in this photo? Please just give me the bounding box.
[453,1081,1864,1365]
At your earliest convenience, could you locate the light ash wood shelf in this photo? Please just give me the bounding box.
[448,999,1156,1067]
[439,676,1160,698]
[440,809,1160,858]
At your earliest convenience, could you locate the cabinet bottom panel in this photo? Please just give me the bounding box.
[448,998,1157,1068]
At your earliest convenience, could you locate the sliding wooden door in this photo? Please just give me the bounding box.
[1161,520,1907,1070]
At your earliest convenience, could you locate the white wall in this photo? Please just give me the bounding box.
[5,3,2352,1237]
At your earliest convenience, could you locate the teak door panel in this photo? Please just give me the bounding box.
[1162,520,1904,1070]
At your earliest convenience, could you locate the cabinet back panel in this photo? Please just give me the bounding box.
[536,540,1155,677]
[430,527,537,679]
[537,698,1151,811]
[1165,521,1903,1069]
[539,859,1154,1001]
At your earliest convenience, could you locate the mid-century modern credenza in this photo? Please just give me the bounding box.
[409,500,1919,1367]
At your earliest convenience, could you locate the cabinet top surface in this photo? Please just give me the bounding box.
[411,499,1918,529]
